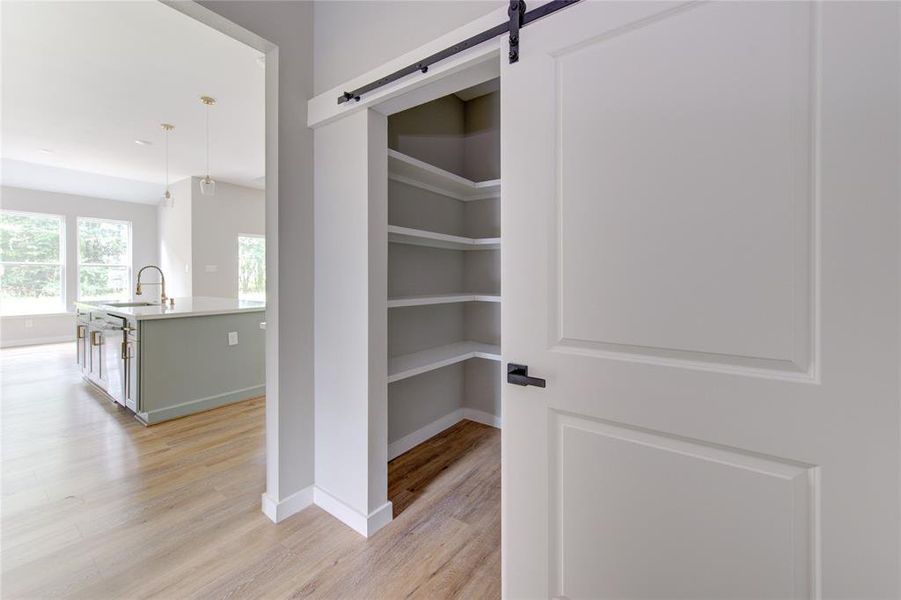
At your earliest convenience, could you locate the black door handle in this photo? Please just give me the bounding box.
[507,363,546,388]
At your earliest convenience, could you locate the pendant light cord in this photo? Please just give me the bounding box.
[165,128,170,190]
[205,105,210,178]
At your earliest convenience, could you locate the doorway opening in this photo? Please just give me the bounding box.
[380,77,502,519]
[0,4,276,595]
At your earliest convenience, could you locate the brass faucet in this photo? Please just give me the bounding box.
[135,265,168,303]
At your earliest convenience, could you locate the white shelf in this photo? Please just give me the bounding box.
[388,149,500,201]
[388,293,500,308]
[388,225,500,251]
[388,341,501,383]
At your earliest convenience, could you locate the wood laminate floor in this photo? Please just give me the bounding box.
[1,343,500,599]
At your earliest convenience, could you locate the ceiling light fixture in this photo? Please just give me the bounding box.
[135,139,152,146]
[161,123,175,208]
[199,95,216,196]
[39,148,54,154]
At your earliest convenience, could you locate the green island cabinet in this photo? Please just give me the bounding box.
[74,297,265,425]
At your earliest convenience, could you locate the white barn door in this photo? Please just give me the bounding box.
[501,1,900,598]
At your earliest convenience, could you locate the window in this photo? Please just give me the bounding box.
[0,211,66,316]
[238,235,265,302]
[78,217,132,302]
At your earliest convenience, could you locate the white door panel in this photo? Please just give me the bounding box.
[502,1,899,598]
[555,1,810,370]
[552,414,814,599]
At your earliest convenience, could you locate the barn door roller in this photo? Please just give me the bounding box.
[507,0,526,64]
[338,0,581,105]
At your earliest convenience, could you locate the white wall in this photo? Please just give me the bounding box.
[0,186,158,347]
[315,109,390,532]
[158,177,265,299]
[195,0,316,516]
[157,177,193,297]
[192,178,264,298]
[313,0,504,95]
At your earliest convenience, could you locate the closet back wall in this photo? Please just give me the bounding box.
[388,91,500,182]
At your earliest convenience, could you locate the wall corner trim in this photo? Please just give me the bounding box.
[261,485,314,523]
[313,485,393,537]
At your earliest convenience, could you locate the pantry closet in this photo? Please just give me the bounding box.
[385,80,502,460]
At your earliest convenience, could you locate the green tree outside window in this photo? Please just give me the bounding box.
[238,235,265,302]
[78,218,131,302]
[0,211,65,315]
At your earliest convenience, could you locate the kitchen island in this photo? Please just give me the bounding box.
[74,297,265,425]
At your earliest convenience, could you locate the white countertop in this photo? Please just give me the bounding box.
[75,296,265,321]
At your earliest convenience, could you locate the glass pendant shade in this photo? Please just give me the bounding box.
[199,175,216,196]
[161,189,174,208]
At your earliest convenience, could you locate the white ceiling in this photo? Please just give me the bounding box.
[1,1,264,204]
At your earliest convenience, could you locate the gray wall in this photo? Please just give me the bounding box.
[158,177,193,297]
[157,177,265,299]
[389,364,464,442]
[463,90,500,181]
[389,95,465,175]
[199,0,316,504]
[388,89,500,182]
[313,0,504,95]
[191,178,265,298]
[1,186,158,347]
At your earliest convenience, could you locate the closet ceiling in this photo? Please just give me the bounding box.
[1,0,264,203]
[454,79,499,102]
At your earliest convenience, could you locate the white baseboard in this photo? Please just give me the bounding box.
[304,408,499,537]
[313,485,393,537]
[463,407,502,429]
[261,484,314,523]
[387,408,464,461]
[387,407,502,462]
[1,335,74,348]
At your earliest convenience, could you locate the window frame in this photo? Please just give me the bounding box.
[0,209,67,317]
[76,216,133,303]
[237,233,265,302]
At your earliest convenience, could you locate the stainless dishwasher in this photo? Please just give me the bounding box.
[100,314,127,407]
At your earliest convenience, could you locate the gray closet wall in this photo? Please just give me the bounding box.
[388,95,466,175]
[389,91,500,181]
[387,87,501,446]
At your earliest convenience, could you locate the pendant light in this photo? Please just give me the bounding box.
[161,123,175,207]
[199,96,216,196]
